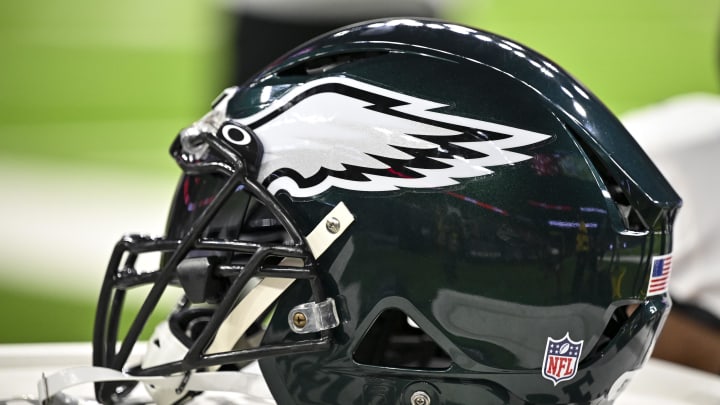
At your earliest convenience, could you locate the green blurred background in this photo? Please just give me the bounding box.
[0,0,718,343]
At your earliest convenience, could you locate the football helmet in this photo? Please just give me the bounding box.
[84,18,680,405]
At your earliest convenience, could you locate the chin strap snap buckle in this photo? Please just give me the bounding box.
[288,298,340,334]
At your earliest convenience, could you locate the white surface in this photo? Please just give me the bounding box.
[1,343,719,404]
[0,343,144,402]
[0,343,272,405]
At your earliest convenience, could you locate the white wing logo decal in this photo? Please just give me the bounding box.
[231,77,551,198]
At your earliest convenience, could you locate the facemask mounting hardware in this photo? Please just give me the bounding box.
[288,297,340,334]
[410,391,432,405]
[325,217,341,234]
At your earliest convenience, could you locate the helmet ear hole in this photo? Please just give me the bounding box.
[353,308,451,370]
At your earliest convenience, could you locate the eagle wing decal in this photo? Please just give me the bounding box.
[232,77,551,198]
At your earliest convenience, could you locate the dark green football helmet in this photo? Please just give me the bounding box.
[92,18,680,405]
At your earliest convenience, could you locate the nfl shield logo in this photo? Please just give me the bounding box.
[541,332,584,385]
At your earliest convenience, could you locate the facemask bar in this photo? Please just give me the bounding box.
[93,126,331,401]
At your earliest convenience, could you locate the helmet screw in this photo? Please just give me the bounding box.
[326,217,341,234]
[292,311,307,329]
[410,391,431,405]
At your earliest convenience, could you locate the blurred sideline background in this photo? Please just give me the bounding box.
[0,0,718,343]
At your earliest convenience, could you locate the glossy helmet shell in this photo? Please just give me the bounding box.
[111,18,685,405]
[211,19,682,405]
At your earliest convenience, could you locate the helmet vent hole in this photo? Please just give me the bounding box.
[353,308,451,370]
[566,125,648,232]
[277,51,390,77]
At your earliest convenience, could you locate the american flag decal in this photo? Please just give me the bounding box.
[647,253,672,296]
